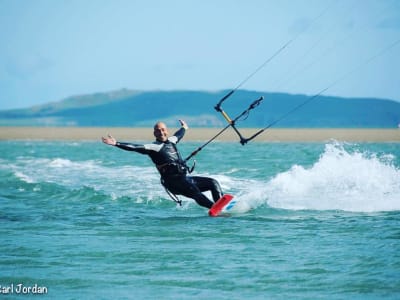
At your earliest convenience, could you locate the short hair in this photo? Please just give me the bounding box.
[154,122,167,129]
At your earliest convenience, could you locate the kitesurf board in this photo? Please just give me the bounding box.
[208,194,235,217]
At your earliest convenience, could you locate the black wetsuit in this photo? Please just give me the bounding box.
[115,127,222,208]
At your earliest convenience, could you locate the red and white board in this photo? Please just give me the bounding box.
[208,194,235,217]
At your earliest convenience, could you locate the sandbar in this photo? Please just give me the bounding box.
[0,127,399,142]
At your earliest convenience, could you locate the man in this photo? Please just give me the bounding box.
[102,120,223,209]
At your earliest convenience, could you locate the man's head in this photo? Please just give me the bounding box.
[153,122,169,142]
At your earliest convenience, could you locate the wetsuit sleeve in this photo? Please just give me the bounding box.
[115,142,148,154]
[170,127,186,144]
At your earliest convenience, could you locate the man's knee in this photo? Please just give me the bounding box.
[210,178,220,188]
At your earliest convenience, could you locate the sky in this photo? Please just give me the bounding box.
[0,0,399,110]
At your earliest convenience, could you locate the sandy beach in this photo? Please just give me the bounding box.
[0,127,399,142]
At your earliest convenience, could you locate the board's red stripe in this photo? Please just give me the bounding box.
[208,194,234,217]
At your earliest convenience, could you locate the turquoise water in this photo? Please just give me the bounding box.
[1,140,399,299]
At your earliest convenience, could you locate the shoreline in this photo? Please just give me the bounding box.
[0,127,399,142]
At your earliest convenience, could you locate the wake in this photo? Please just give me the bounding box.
[7,142,400,213]
[230,142,400,213]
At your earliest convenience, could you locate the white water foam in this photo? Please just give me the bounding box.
[10,157,164,201]
[239,142,400,213]
[8,142,400,212]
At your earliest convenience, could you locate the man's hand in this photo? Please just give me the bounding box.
[179,119,188,130]
[102,134,117,146]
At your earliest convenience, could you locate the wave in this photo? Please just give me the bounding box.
[5,141,400,213]
[7,157,165,202]
[233,142,400,213]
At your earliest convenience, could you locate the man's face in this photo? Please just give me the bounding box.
[153,122,169,142]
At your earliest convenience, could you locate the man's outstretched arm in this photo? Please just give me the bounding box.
[172,119,189,143]
[101,134,148,154]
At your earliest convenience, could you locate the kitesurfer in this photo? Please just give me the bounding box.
[102,120,223,209]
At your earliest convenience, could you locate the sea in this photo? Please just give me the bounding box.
[0,139,399,299]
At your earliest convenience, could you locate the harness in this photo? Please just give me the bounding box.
[156,160,197,206]
[160,177,182,206]
[156,161,192,207]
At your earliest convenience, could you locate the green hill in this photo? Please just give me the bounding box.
[1,89,399,128]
